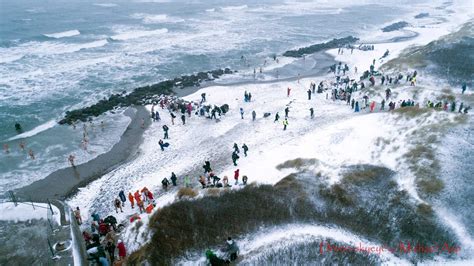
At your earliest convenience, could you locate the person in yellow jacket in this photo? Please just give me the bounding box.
[283,118,289,130]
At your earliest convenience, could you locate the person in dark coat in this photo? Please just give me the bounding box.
[171,172,177,186]
[118,190,126,207]
[162,178,170,190]
[307,89,312,100]
[232,152,240,166]
[284,107,289,118]
[310,108,314,119]
[274,112,280,122]
[225,237,239,261]
[162,125,169,139]
[242,144,248,156]
[233,143,240,154]
[252,110,256,121]
[181,114,186,125]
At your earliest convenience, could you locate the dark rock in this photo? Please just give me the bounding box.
[414,13,429,19]
[59,69,234,125]
[382,21,410,32]
[283,36,359,57]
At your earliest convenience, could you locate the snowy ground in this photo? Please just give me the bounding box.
[66,1,473,262]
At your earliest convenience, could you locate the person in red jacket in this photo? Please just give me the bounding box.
[128,192,135,209]
[234,169,240,185]
[117,239,127,260]
[147,190,156,207]
[98,220,108,236]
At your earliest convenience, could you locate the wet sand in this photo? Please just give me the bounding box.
[15,106,151,202]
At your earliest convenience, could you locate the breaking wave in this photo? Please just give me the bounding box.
[43,29,80,39]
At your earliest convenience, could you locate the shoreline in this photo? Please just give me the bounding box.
[11,51,335,204]
[174,51,336,97]
[14,106,151,202]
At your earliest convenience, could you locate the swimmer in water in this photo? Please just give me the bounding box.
[19,141,25,151]
[28,149,35,160]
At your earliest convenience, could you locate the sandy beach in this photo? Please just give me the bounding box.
[14,106,151,202]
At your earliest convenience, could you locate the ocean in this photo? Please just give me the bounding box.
[0,0,433,194]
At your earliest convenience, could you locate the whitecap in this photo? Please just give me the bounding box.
[110,28,168,41]
[44,29,81,39]
[0,39,108,64]
[131,13,184,24]
[221,5,248,11]
[93,3,118,7]
[7,120,56,141]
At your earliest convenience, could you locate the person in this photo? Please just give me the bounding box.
[462,83,467,94]
[274,112,280,122]
[370,101,376,112]
[252,110,256,121]
[459,102,464,113]
[381,99,386,110]
[147,190,156,206]
[171,172,177,186]
[284,107,289,118]
[162,125,169,139]
[232,151,239,166]
[203,161,212,173]
[234,169,239,185]
[354,101,360,112]
[28,149,35,160]
[242,175,248,185]
[184,175,191,188]
[137,199,145,213]
[225,237,239,261]
[242,144,248,157]
[15,122,22,133]
[118,190,126,207]
[128,192,135,209]
[19,141,25,151]
[223,176,229,187]
[114,198,123,213]
[105,238,116,265]
[248,92,252,102]
[310,108,314,119]
[117,240,126,261]
[307,89,312,100]
[233,143,240,154]
[68,154,76,167]
[287,87,291,97]
[240,108,244,119]
[74,207,82,225]
[201,93,206,103]
[162,178,170,190]
[181,114,186,125]
[206,249,227,265]
[354,66,357,74]
[199,175,207,188]
[159,139,169,151]
[170,112,176,125]
[155,111,161,121]
[283,118,288,130]
[212,174,221,186]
